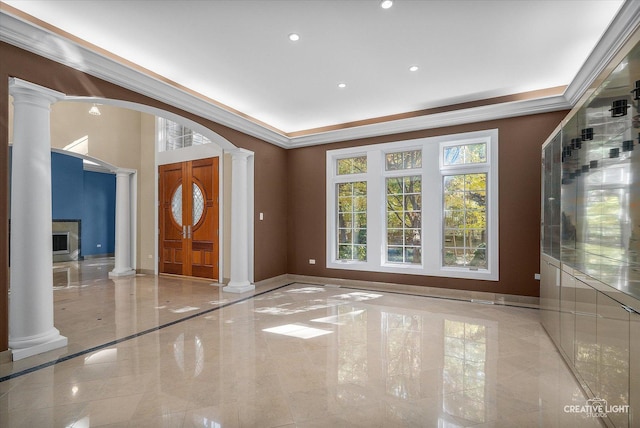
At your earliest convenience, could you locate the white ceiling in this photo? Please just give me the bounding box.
[0,0,634,142]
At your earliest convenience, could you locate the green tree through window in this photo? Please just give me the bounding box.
[443,173,487,268]
[327,131,497,280]
[385,150,422,264]
[337,181,367,261]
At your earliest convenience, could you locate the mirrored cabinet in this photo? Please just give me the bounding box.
[541,34,640,428]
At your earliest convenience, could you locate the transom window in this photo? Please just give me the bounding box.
[326,130,498,281]
[385,149,422,170]
[443,142,487,166]
[158,118,212,152]
[337,156,367,175]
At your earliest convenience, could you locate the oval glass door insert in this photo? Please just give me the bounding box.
[171,184,183,226]
[192,183,204,225]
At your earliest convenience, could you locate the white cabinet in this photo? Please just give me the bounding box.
[539,28,640,428]
[596,293,630,428]
[574,278,598,396]
[540,255,560,344]
[560,268,575,365]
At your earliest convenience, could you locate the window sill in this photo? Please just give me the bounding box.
[327,260,498,281]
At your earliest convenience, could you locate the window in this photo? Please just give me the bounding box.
[441,140,491,271]
[337,156,367,175]
[443,173,487,268]
[443,142,487,166]
[333,155,368,262]
[337,181,367,261]
[385,150,422,264]
[326,130,498,280]
[158,118,212,152]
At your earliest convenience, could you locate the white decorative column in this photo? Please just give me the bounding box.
[9,78,68,360]
[224,149,255,293]
[109,169,136,278]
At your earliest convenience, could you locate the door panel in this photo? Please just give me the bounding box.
[159,163,186,275]
[190,158,219,279]
[159,158,219,279]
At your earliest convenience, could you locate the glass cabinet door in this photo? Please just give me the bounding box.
[543,131,562,260]
[572,46,637,285]
[561,113,579,265]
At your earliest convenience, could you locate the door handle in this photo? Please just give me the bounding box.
[187,225,192,239]
[182,225,187,239]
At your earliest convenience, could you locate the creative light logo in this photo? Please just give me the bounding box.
[564,398,629,418]
[585,398,607,417]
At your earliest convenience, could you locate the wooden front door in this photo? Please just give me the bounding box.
[159,158,219,279]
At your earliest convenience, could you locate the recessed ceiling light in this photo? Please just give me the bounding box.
[380,0,393,9]
[338,83,347,89]
[409,65,419,72]
[288,33,300,42]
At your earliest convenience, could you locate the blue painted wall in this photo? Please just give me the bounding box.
[50,151,116,257]
[51,152,84,219]
[82,171,116,256]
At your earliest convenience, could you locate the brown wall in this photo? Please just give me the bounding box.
[287,112,567,297]
[0,40,567,354]
[0,42,290,351]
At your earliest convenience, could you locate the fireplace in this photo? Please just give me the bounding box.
[52,232,70,255]
[52,220,81,262]
[7,219,82,264]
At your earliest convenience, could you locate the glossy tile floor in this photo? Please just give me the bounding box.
[0,259,603,427]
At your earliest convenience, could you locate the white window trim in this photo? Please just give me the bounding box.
[327,153,369,265]
[326,129,499,281]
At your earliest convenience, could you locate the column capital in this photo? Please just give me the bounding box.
[113,168,136,176]
[229,148,254,160]
[9,78,65,104]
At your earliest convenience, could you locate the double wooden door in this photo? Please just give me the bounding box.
[159,158,219,279]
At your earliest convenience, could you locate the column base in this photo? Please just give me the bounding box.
[11,334,68,361]
[109,269,136,278]
[223,281,255,293]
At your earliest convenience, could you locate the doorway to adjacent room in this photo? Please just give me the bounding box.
[159,157,219,280]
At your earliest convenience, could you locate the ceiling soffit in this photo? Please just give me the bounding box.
[1,2,639,149]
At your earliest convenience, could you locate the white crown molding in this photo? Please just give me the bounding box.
[0,10,291,148]
[288,95,572,148]
[564,0,640,106]
[1,2,639,149]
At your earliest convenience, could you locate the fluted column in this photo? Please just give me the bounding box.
[109,169,136,278]
[223,149,255,293]
[9,78,68,360]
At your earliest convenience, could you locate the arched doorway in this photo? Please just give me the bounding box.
[7,83,256,360]
[59,97,255,284]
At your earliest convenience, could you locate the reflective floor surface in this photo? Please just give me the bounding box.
[0,259,602,427]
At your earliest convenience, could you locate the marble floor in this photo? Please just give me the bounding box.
[0,259,603,427]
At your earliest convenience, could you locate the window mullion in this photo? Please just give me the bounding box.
[422,142,441,271]
[367,150,383,268]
